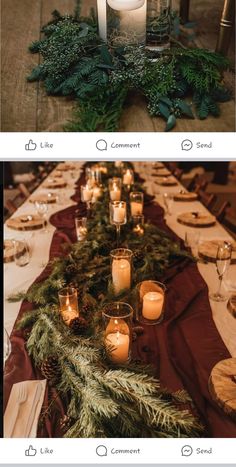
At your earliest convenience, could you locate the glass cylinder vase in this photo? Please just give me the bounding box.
[110,248,133,295]
[106,0,147,47]
[136,280,166,325]
[58,287,79,325]
[146,0,172,52]
[102,302,133,364]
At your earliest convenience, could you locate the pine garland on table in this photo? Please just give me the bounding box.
[27,4,232,132]
[10,164,203,438]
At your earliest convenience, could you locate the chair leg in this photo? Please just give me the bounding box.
[216,0,235,55]
[179,0,190,24]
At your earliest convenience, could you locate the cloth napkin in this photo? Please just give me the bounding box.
[4,380,46,438]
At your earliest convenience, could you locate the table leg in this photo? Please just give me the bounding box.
[179,0,190,24]
[216,0,235,55]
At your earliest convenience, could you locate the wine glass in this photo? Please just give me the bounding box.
[110,201,127,247]
[4,328,11,367]
[185,231,201,257]
[14,239,30,267]
[210,242,232,302]
[35,200,49,233]
[163,193,173,215]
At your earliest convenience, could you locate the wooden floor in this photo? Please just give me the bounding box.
[1,0,235,132]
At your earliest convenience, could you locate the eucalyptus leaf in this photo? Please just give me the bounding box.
[165,114,176,131]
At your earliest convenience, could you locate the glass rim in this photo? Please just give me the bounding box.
[102,301,133,319]
[130,191,144,197]
[110,200,126,207]
[136,280,166,293]
[58,286,78,297]
[110,248,133,259]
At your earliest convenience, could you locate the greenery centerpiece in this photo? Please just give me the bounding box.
[27,1,232,131]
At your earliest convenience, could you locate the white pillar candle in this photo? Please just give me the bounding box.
[142,291,164,320]
[131,201,142,216]
[61,306,78,325]
[110,186,121,201]
[113,205,125,223]
[83,187,93,202]
[105,331,129,363]
[92,186,102,203]
[97,0,107,40]
[112,258,131,294]
[123,170,133,185]
[108,0,145,11]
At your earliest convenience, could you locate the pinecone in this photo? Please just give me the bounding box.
[81,303,92,316]
[69,316,89,335]
[41,357,61,383]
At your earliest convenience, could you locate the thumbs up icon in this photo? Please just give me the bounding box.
[25,445,37,456]
[25,140,37,151]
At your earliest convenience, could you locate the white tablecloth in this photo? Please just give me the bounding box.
[4,162,84,335]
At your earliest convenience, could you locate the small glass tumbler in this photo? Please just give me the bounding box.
[110,248,133,296]
[146,0,172,52]
[58,287,79,325]
[109,177,122,201]
[75,217,87,241]
[122,169,134,190]
[132,215,145,235]
[34,200,49,232]
[110,201,127,246]
[136,280,166,325]
[102,301,133,364]
[81,184,94,211]
[14,240,30,267]
[130,192,144,217]
[185,231,201,257]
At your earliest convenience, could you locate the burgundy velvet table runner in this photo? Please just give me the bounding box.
[4,171,236,438]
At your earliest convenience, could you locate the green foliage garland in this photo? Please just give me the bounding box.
[27,3,231,131]
[11,164,204,438]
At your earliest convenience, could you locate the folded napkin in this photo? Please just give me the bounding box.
[4,380,46,438]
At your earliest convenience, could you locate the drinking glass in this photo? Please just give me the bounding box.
[110,201,127,246]
[14,240,30,267]
[185,231,201,257]
[210,242,232,302]
[163,193,173,215]
[35,200,49,232]
[4,328,11,367]
[102,302,133,364]
[81,184,93,212]
[75,217,87,241]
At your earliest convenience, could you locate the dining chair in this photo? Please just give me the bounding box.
[215,200,231,222]
[198,190,217,210]
[179,0,235,56]
[5,199,17,215]
[172,168,183,181]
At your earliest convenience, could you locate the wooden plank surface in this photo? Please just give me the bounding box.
[1,0,41,132]
[1,0,235,132]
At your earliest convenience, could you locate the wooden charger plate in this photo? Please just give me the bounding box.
[227,295,236,318]
[155,177,177,186]
[153,168,172,177]
[173,192,198,202]
[44,178,67,189]
[209,358,236,420]
[4,239,27,263]
[6,215,44,231]
[57,163,75,171]
[30,193,57,204]
[177,212,216,227]
[198,240,236,264]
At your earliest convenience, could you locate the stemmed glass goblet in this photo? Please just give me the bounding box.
[110,201,127,247]
[210,242,232,302]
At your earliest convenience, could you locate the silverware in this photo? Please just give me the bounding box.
[8,382,27,437]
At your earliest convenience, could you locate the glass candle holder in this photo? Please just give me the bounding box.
[109,177,122,201]
[122,168,134,189]
[81,184,94,211]
[146,0,171,52]
[136,280,166,325]
[130,191,144,217]
[106,0,147,47]
[110,201,127,246]
[110,248,133,295]
[132,215,145,235]
[102,301,133,364]
[58,287,79,325]
[92,184,103,203]
[75,216,87,241]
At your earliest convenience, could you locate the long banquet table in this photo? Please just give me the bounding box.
[4,162,236,438]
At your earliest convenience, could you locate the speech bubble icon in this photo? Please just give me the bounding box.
[181,445,193,457]
[96,445,107,457]
[96,139,108,151]
[181,139,193,151]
